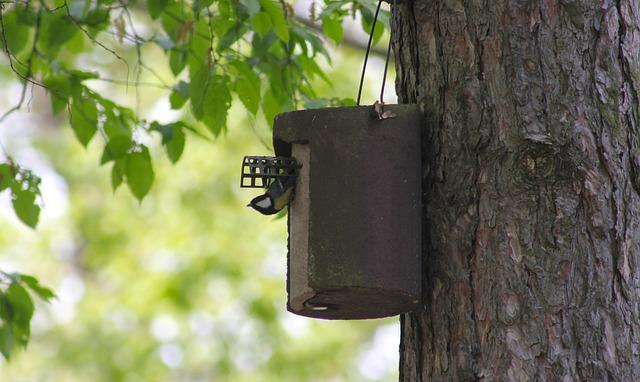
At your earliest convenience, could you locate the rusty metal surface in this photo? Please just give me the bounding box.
[275,105,422,320]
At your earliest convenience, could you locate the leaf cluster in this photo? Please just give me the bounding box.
[0,162,42,228]
[0,0,385,216]
[0,0,389,360]
[0,272,54,360]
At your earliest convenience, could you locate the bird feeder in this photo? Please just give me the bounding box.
[273,105,422,320]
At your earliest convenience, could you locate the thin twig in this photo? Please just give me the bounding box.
[0,4,43,123]
[63,1,131,82]
[91,77,172,90]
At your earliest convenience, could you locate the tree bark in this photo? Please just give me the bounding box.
[393,0,640,380]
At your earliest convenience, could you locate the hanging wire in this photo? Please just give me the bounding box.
[380,18,393,104]
[356,0,383,105]
[356,0,396,106]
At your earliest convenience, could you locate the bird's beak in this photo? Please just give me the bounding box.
[246,203,251,207]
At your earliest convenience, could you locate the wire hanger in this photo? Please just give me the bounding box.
[356,0,396,107]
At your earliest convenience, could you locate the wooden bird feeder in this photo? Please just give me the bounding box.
[273,105,422,320]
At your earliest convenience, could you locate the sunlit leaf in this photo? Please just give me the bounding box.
[43,75,71,115]
[322,17,343,45]
[232,61,261,115]
[40,13,79,58]
[125,146,154,201]
[0,322,14,360]
[166,126,185,164]
[1,6,31,56]
[19,275,55,301]
[70,97,98,147]
[6,282,34,342]
[193,0,214,14]
[259,0,289,43]
[240,0,261,16]
[190,68,232,135]
[148,0,170,19]
[169,49,187,75]
[100,135,133,165]
[111,161,124,191]
[250,12,272,38]
[169,80,189,109]
[10,185,40,228]
[262,89,280,126]
[0,164,13,192]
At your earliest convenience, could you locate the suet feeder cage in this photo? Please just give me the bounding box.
[240,156,300,189]
[271,105,423,320]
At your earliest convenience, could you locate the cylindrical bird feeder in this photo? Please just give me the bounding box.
[273,105,422,320]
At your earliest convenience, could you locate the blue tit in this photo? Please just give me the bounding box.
[247,175,296,215]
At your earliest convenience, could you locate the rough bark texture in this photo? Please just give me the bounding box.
[393,0,640,380]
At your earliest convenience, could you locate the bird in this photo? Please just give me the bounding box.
[247,174,297,215]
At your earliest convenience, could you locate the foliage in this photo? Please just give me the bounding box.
[0,271,54,360]
[0,0,388,225]
[0,0,390,360]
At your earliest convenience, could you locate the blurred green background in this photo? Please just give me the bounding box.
[0,7,398,381]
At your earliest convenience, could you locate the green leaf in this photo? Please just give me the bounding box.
[322,17,343,45]
[291,23,330,62]
[300,55,330,84]
[40,14,79,59]
[170,81,189,109]
[19,275,55,301]
[151,121,192,163]
[165,126,185,164]
[0,320,14,360]
[69,70,100,80]
[6,282,34,339]
[217,24,249,52]
[68,0,90,19]
[0,322,14,360]
[0,164,13,192]
[125,146,154,201]
[1,7,31,56]
[262,89,280,126]
[83,7,111,34]
[190,68,232,135]
[236,77,260,115]
[240,0,261,16]
[169,49,187,75]
[203,80,232,136]
[187,19,210,68]
[259,0,289,43]
[250,12,271,39]
[361,14,384,46]
[43,75,71,115]
[338,97,357,106]
[102,106,132,140]
[100,135,132,165]
[232,62,260,115]
[193,0,214,14]
[189,67,209,119]
[148,0,170,19]
[70,98,98,147]
[11,185,40,228]
[111,161,124,191]
[151,122,173,143]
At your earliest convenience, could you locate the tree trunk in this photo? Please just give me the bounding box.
[393,0,640,380]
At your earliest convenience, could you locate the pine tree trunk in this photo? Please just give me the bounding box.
[393,0,640,380]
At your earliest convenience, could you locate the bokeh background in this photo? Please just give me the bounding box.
[0,3,398,380]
